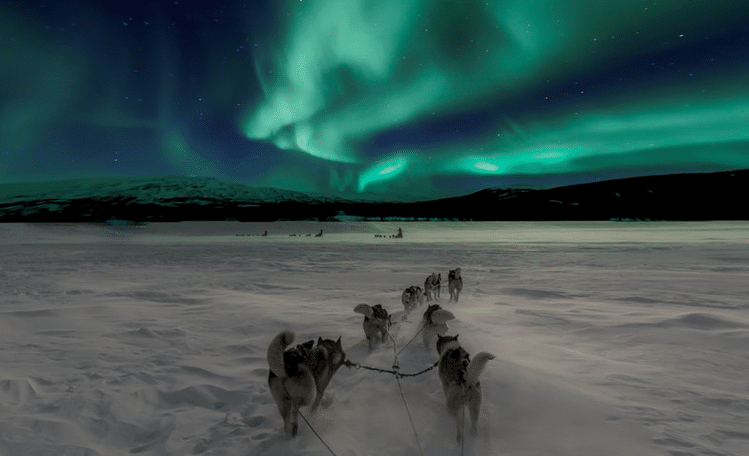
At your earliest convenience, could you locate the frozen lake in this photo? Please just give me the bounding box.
[1,221,748,455]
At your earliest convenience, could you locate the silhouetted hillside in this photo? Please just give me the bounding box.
[0,170,747,222]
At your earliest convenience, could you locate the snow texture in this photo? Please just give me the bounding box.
[1,221,748,455]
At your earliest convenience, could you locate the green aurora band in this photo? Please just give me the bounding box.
[243,0,749,193]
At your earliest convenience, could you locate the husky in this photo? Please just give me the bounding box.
[401,285,424,310]
[421,304,454,350]
[436,334,495,444]
[448,268,463,302]
[267,330,346,438]
[424,273,441,301]
[354,303,392,349]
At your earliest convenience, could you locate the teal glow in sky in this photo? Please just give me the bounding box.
[2,1,748,199]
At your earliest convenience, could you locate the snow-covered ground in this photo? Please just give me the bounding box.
[1,221,748,456]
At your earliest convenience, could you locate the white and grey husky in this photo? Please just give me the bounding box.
[267,330,346,438]
[448,268,463,302]
[421,304,454,350]
[424,273,441,301]
[401,285,424,310]
[354,303,392,349]
[436,334,495,443]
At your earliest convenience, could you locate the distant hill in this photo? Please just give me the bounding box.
[0,170,747,222]
[440,169,748,221]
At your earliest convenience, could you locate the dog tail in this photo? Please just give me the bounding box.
[353,303,374,319]
[267,330,295,378]
[429,309,455,325]
[464,352,496,385]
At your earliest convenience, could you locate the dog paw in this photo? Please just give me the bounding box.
[319,394,334,409]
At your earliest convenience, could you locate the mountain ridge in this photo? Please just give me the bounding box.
[0,170,747,222]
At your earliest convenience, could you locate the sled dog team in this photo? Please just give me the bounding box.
[267,267,495,444]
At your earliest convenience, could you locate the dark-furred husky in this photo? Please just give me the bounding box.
[354,303,392,349]
[401,285,424,310]
[436,334,495,443]
[424,273,441,301]
[448,268,463,302]
[267,330,346,438]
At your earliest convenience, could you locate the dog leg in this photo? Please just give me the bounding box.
[445,387,465,443]
[310,394,323,414]
[456,402,466,444]
[270,380,298,438]
[469,385,482,435]
[285,406,299,438]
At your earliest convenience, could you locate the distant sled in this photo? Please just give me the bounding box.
[374,227,403,239]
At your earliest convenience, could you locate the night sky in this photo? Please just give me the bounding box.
[2,1,748,200]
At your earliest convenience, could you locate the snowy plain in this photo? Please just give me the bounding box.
[1,221,748,456]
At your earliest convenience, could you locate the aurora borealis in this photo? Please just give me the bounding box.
[2,1,748,200]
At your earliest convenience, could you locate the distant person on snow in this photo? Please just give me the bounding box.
[394,227,403,238]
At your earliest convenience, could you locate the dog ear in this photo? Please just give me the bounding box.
[336,336,342,346]
[318,337,324,345]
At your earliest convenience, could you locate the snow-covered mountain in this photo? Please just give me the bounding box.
[0,176,347,205]
[0,170,747,222]
[0,176,354,222]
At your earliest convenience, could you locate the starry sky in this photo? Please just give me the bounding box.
[2,1,748,200]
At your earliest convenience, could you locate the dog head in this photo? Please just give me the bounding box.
[371,304,388,321]
[316,336,346,368]
[449,268,462,280]
[437,334,470,369]
[436,333,460,355]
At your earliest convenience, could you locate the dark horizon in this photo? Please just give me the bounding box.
[2,168,746,223]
